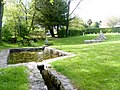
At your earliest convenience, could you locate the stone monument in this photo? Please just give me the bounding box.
[84,31,107,44]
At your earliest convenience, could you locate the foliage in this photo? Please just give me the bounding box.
[92,21,102,28]
[85,28,112,34]
[51,33,120,90]
[69,29,82,36]
[58,28,84,38]
[84,27,120,34]
[106,16,120,27]
[69,16,85,31]
[57,27,117,37]
[58,27,66,38]
[87,19,92,26]
[2,25,13,42]
[35,0,68,37]
[112,27,120,33]
[3,0,36,46]
[0,66,29,90]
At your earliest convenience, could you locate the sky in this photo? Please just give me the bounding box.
[70,0,120,26]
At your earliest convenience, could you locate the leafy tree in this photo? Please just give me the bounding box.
[3,0,23,42]
[3,0,35,43]
[87,19,92,27]
[93,21,102,28]
[66,0,83,36]
[106,16,120,27]
[69,16,85,31]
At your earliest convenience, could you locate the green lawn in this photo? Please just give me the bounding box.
[0,66,29,90]
[0,42,19,51]
[0,33,120,90]
[51,33,120,90]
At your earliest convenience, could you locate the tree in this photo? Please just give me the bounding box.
[3,0,27,40]
[3,0,35,45]
[93,21,102,28]
[106,16,120,27]
[87,19,92,27]
[35,0,68,37]
[66,0,83,37]
[69,16,85,30]
[0,0,4,43]
[65,0,71,37]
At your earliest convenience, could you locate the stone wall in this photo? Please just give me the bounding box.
[37,65,77,90]
[47,68,77,90]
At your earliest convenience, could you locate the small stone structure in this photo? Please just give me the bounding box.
[84,31,107,44]
[0,46,76,90]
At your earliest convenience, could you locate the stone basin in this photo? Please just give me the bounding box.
[0,46,76,90]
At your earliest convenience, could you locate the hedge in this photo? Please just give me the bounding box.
[58,27,120,38]
[112,27,120,33]
[58,29,84,38]
[85,28,112,34]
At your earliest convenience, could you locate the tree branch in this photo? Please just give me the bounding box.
[69,0,83,16]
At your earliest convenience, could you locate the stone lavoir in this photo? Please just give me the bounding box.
[0,46,76,90]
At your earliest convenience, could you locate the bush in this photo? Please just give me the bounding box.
[57,27,120,38]
[112,27,120,33]
[69,29,80,36]
[2,26,13,42]
[58,27,66,38]
[85,28,112,34]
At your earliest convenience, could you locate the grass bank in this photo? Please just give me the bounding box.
[51,33,120,90]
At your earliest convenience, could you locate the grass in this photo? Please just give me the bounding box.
[0,33,120,90]
[0,66,29,90]
[50,33,120,90]
[0,42,19,51]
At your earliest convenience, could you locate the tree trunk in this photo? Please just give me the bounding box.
[25,12,28,25]
[0,1,3,43]
[66,0,70,37]
[66,17,69,37]
[30,11,36,31]
[49,26,55,37]
[56,25,59,37]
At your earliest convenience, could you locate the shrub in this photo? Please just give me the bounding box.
[69,30,84,36]
[57,27,120,38]
[2,26,13,42]
[112,27,120,33]
[58,27,66,38]
[85,28,112,34]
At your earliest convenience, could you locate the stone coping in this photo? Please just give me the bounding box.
[10,47,44,53]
